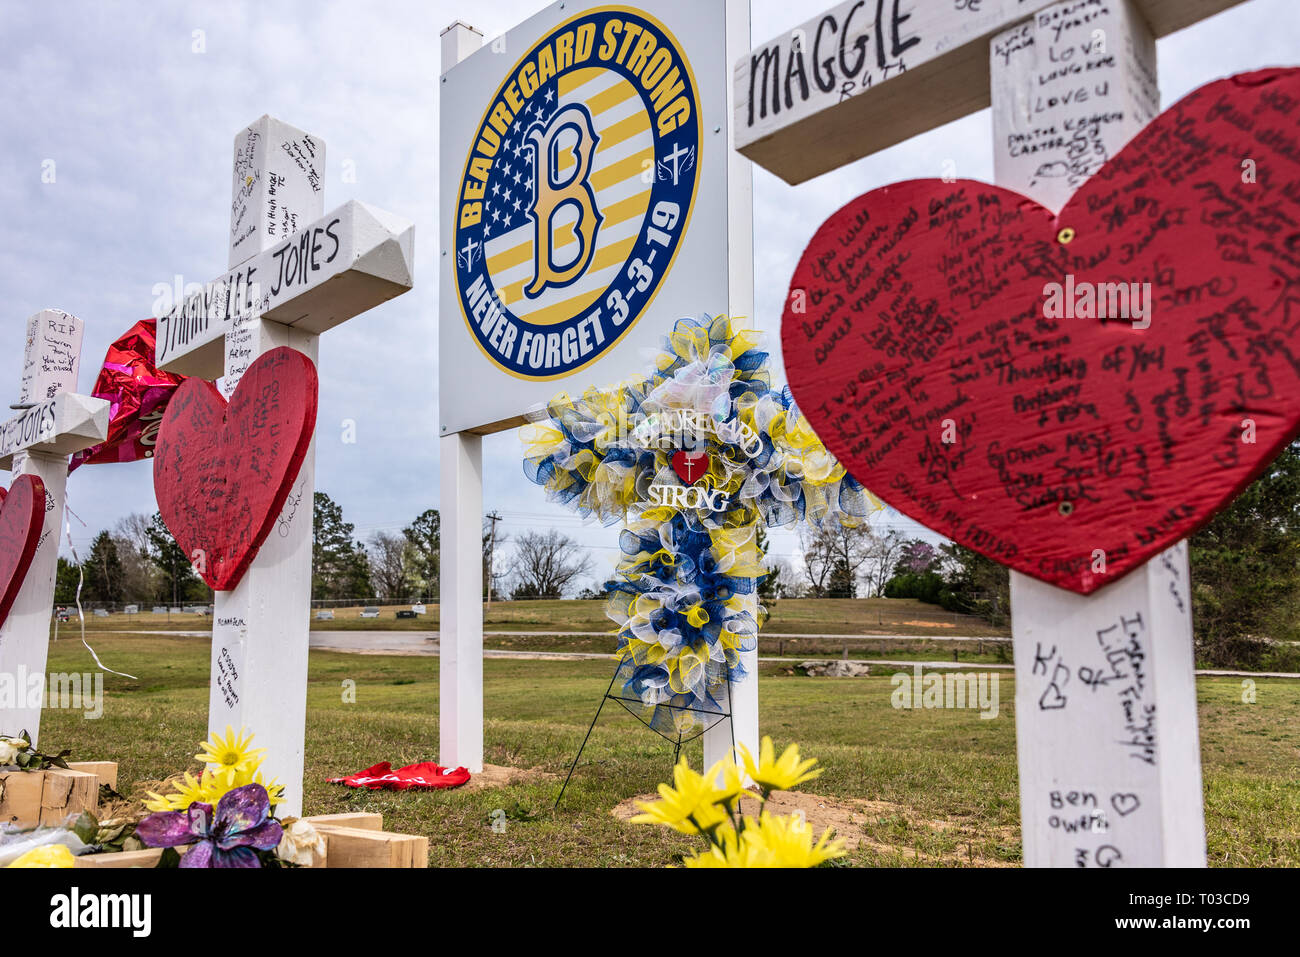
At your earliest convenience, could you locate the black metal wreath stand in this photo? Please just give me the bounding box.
[554,663,736,808]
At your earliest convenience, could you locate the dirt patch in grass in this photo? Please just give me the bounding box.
[460,763,558,793]
[611,789,1016,866]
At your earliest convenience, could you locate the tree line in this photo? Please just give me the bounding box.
[875,441,1300,671]
[310,492,593,603]
[56,512,214,607]
[65,440,1300,670]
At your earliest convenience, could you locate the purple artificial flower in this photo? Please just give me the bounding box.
[136,783,283,868]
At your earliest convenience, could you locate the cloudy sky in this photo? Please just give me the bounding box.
[0,0,1295,590]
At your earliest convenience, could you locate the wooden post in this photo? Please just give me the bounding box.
[439,429,484,772]
[155,118,414,815]
[991,0,1205,868]
[703,0,757,775]
[207,117,323,819]
[0,311,108,742]
[439,2,752,776]
[437,19,485,774]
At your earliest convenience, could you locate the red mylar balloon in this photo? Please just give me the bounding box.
[783,68,1300,595]
[69,319,189,472]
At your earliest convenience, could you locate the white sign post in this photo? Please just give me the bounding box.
[438,0,754,775]
[155,115,414,816]
[735,0,1255,865]
[0,310,109,742]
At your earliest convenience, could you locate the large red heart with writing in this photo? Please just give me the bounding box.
[783,68,1300,595]
[0,475,47,628]
[153,347,318,591]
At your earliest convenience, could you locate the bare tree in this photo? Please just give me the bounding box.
[483,514,507,602]
[509,528,593,599]
[113,514,160,603]
[770,559,799,598]
[368,531,416,600]
[799,523,875,597]
[862,529,907,597]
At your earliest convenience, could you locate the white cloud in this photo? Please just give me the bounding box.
[0,0,1294,588]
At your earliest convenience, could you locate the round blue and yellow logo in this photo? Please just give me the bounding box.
[453,7,701,380]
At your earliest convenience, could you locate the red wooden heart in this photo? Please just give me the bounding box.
[783,68,1300,595]
[0,475,46,628]
[671,450,711,485]
[152,347,317,591]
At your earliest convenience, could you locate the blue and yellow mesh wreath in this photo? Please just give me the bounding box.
[522,316,878,734]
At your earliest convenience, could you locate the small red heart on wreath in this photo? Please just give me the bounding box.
[671,450,711,485]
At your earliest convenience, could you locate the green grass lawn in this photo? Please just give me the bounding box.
[34,634,1300,867]
[65,597,1008,638]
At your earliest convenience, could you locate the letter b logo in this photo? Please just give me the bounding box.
[526,104,603,297]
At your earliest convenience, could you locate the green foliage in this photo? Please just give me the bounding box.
[54,557,81,605]
[826,557,856,598]
[1190,441,1300,670]
[882,538,1007,622]
[145,511,208,605]
[884,570,945,605]
[1,729,71,771]
[312,492,372,601]
[402,508,440,600]
[82,530,124,604]
[935,543,1009,627]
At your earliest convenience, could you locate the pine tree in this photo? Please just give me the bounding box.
[403,508,440,601]
[313,492,372,601]
[146,512,204,605]
[83,530,125,604]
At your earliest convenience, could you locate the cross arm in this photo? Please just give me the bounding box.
[734,0,1249,184]
[0,392,110,470]
[156,200,415,378]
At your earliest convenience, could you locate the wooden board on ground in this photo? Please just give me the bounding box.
[67,761,118,791]
[74,811,424,868]
[304,824,428,868]
[0,767,101,828]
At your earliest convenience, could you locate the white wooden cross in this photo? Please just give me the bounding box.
[736,0,1250,866]
[154,115,414,816]
[0,310,109,741]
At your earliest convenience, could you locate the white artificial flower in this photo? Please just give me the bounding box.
[275,819,325,866]
[0,737,29,767]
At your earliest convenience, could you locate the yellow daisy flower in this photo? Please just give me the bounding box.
[683,813,845,868]
[630,759,733,835]
[195,726,266,787]
[739,736,823,794]
[744,812,846,868]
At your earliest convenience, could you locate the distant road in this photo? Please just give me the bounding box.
[106,629,1298,678]
[111,627,1004,642]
